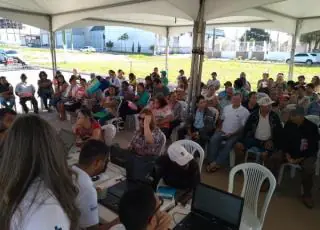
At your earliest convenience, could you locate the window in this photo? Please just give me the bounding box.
[6,50,17,55]
[311,54,317,56]
[295,53,308,57]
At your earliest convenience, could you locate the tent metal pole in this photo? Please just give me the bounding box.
[49,16,57,76]
[188,0,206,113]
[288,19,302,80]
[165,26,169,74]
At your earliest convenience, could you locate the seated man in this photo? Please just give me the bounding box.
[153,78,170,98]
[307,97,320,116]
[152,143,200,190]
[15,74,38,114]
[206,93,250,173]
[0,108,17,141]
[0,76,15,109]
[265,107,320,209]
[235,96,283,162]
[110,185,172,230]
[177,95,216,147]
[72,139,109,230]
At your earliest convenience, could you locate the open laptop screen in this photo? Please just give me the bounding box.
[192,183,244,228]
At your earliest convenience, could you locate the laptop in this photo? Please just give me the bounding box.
[174,183,244,230]
[99,155,156,213]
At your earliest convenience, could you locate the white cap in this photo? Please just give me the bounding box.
[167,144,193,166]
[257,96,274,106]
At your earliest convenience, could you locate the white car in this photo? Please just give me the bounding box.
[80,46,96,52]
[286,53,318,65]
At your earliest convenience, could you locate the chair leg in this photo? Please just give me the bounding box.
[244,151,249,163]
[229,150,235,168]
[290,167,296,178]
[278,165,285,185]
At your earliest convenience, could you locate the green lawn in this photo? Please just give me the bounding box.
[37,56,320,90]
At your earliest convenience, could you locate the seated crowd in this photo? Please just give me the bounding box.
[0,68,319,230]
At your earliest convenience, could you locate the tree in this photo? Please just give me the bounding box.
[149,45,155,53]
[300,33,314,52]
[122,33,129,52]
[132,42,135,53]
[106,40,114,51]
[240,28,271,42]
[137,42,141,53]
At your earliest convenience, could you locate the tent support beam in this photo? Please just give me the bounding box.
[165,27,170,73]
[288,19,302,80]
[188,0,206,112]
[49,16,57,76]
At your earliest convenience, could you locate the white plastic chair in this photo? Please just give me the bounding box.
[228,163,276,230]
[174,140,205,171]
[101,124,117,146]
[159,130,167,155]
[107,97,123,131]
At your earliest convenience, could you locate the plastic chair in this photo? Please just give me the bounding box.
[228,163,276,230]
[245,147,264,164]
[174,140,205,170]
[107,97,123,131]
[101,124,117,146]
[159,130,167,155]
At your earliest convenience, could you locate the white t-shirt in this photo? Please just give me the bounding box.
[221,105,250,134]
[207,79,220,89]
[72,165,99,229]
[11,179,70,230]
[255,113,271,141]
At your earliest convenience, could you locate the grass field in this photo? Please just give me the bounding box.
[5,45,320,90]
[39,56,320,90]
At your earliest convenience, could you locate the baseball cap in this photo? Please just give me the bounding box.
[167,143,193,166]
[257,96,274,106]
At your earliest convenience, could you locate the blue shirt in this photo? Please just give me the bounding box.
[193,110,204,129]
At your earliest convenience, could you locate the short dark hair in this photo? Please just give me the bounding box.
[77,107,93,119]
[287,80,296,88]
[196,95,205,104]
[155,95,167,108]
[69,75,77,83]
[109,70,116,74]
[145,76,152,81]
[79,140,108,165]
[306,83,314,89]
[248,91,257,99]
[137,83,145,89]
[298,75,305,80]
[119,186,156,230]
[179,69,184,74]
[234,78,243,89]
[153,78,162,85]
[122,81,129,87]
[211,72,217,76]
[20,73,27,79]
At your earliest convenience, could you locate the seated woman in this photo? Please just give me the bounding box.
[0,76,15,109]
[129,109,165,156]
[145,75,154,94]
[52,75,69,120]
[94,85,121,125]
[129,73,137,91]
[73,107,102,147]
[119,83,150,126]
[152,95,174,138]
[37,71,53,112]
[60,75,82,119]
[168,92,183,136]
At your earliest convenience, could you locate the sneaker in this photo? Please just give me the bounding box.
[302,196,314,209]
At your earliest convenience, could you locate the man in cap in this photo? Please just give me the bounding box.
[266,106,319,209]
[151,143,200,190]
[235,96,283,162]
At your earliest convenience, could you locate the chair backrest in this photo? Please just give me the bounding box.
[178,100,188,120]
[173,140,204,170]
[58,128,76,152]
[159,130,167,155]
[228,163,276,226]
[102,124,117,146]
[115,97,123,117]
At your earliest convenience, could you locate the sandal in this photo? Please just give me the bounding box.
[206,162,217,173]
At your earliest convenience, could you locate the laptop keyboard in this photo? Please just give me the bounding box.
[174,213,232,230]
[99,193,120,213]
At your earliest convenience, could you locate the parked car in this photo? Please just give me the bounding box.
[0,53,8,65]
[5,50,26,65]
[80,46,96,52]
[286,53,318,65]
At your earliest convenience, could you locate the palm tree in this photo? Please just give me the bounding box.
[122,33,129,52]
